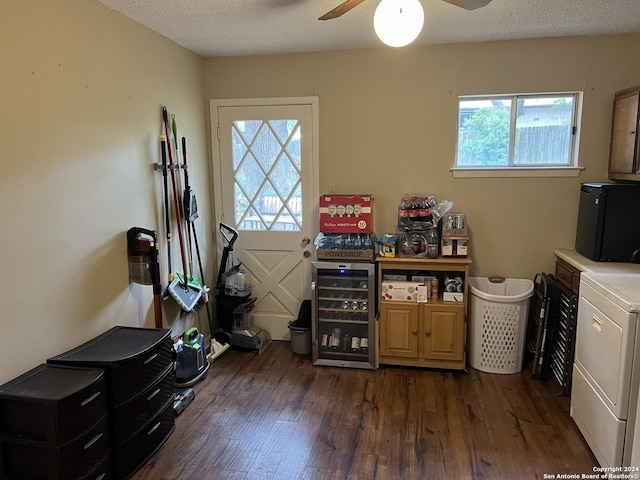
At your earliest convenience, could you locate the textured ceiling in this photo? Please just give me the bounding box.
[98,0,640,57]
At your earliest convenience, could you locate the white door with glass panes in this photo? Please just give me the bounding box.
[210,98,319,340]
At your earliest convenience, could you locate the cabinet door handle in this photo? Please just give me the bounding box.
[147,421,162,436]
[83,432,103,450]
[412,329,419,335]
[144,353,158,365]
[592,315,603,333]
[147,388,161,401]
[80,391,101,407]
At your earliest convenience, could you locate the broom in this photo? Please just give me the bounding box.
[180,136,215,337]
[162,106,202,312]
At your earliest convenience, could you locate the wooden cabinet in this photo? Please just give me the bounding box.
[379,302,419,358]
[608,86,640,181]
[420,305,465,362]
[555,256,581,295]
[377,257,471,370]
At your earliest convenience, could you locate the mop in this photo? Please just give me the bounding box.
[161,106,202,312]
[177,135,202,290]
[180,135,230,361]
[170,112,201,291]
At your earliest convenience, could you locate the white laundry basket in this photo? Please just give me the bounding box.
[468,276,534,374]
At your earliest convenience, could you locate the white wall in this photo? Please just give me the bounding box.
[0,1,212,384]
[204,33,640,281]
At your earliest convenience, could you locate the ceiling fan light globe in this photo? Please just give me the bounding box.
[373,0,425,48]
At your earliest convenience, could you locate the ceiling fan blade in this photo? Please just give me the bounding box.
[319,0,367,20]
[442,0,492,10]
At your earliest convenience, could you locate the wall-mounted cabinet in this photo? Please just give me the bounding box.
[609,86,640,181]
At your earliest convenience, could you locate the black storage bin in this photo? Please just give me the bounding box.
[47,326,175,480]
[0,364,110,480]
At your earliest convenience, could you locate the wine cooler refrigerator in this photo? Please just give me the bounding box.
[311,261,376,369]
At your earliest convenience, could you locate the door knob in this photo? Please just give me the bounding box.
[303,250,311,258]
[301,237,311,247]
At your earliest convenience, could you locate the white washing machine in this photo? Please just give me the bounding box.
[571,272,640,467]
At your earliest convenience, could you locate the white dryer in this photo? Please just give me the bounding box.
[571,272,640,467]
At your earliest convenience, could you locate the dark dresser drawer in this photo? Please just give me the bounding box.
[47,326,175,480]
[555,257,581,295]
[80,453,113,480]
[0,415,110,480]
[114,400,175,479]
[109,335,173,408]
[113,364,174,444]
[47,326,173,408]
[0,364,107,445]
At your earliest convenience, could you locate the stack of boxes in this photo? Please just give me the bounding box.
[315,194,375,260]
[381,273,440,304]
[441,212,469,257]
[379,210,469,305]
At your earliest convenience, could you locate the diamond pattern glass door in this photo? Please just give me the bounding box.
[232,119,302,231]
[212,99,317,341]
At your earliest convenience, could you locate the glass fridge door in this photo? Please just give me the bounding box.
[312,262,376,369]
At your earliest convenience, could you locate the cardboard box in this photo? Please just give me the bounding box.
[315,248,375,261]
[319,194,373,233]
[441,237,469,257]
[417,284,431,303]
[314,232,375,261]
[412,275,436,285]
[457,239,468,256]
[443,292,464,302]
[378,233,397,257]
[381,281,421,302]
[382,274,408,281]
[442,213,468,237]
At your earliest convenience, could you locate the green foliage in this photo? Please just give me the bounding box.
[459,107,510,166]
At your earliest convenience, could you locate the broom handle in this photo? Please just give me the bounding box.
[160,135,172,282]
[162,106,189,284]
[182,136,194,280]
[150,231,163,328]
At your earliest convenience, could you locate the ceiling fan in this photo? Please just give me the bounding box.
[319,0,492,21]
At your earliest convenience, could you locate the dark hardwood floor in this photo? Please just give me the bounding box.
[132,341,597,480]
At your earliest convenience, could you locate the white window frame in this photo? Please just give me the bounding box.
[451,91,584,178]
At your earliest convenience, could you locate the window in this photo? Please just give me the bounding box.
[454,92,582,176]
[231,119,302,231]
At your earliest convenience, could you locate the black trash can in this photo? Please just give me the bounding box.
[288,300,311,355]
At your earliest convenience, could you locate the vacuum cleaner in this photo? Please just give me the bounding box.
[215,223,271,353]
[173,327,210,387]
